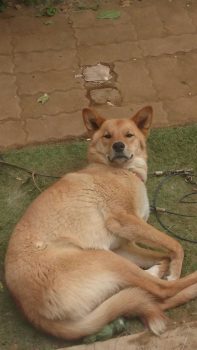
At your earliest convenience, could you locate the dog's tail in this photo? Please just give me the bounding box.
[35,287,166,340]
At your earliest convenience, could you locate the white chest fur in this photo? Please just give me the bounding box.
[136,184,150,222]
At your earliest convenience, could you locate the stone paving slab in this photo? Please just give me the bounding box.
[0,75,21,121]
[78,42,142,65]
[115,60,157,103]
[26,111,84,144]
[13,31,75,52]
[96,101,169,128]
[139,34,197,57]
[128,5,166,39]
[16,69,84,95]
[21,89,89,119]
[76,23,137,46]
[155,0,196,35]
[164,95,197,125]
[0,0,197,149]
[0,121,26,148]
[71,8,132,27]
[146,56,191,100]
[14,50,78,73]
[0,56,14,74]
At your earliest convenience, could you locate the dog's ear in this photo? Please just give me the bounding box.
[131,106,153,137]
[82,108,106,136]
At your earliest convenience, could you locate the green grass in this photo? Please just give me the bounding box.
[0,125,197,349]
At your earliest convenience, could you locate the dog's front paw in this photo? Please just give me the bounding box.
[166,274,178,281]
[106,216,122,233]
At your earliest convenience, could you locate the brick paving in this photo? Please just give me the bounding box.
[0,0,197,149]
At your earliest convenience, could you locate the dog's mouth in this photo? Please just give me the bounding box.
[108,154,133,163]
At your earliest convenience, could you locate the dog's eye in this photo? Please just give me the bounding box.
[126,133,134,138]
[103,134,112,139]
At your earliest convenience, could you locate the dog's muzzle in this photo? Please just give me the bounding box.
[108,154,133,162]
[108,142,133,162]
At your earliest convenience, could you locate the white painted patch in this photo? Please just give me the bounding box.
[136,184,150,221]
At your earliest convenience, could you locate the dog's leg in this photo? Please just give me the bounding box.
[114,247,169,279]
[38,284,197,341]
[37,287,166,340]
[62,250,196,300]
[115,242,168,267]
[160,283,197,311]
[104,251,197,299]
[28,249,196,341]
[36,249,196,340]
[106,212,184,280]
[115,242,169,278]
[146,260,170,279]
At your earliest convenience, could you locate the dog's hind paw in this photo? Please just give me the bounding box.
[148,315,167,336]
[146,259,169,279]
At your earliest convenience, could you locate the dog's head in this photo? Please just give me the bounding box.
[83,106,152,176]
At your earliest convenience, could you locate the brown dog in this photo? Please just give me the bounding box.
[5,106,197,340]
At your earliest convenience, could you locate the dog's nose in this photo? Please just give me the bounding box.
[112,142,125,152]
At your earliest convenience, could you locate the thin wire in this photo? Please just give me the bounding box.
[1,159,197,242]
[150,207,197,218]
[151,173,197,244]
[31,172,42,192]
[179,192,197,204]
[0,160,60,179]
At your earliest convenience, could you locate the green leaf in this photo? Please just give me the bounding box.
[83,318,126,343]
[46,7,57,17]
[96,10,121,20]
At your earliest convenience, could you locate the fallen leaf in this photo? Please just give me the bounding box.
[37,93,49,104]
[96,10,121,20]
[0,281,4,292]
[16,176,23,181]
[15,4,22,10]
[45,7,57,17]
[75,0,99,11]
[43,20,54,25]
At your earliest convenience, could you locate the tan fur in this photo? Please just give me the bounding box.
[5,106,197,340]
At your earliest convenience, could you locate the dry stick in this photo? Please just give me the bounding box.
[0,159,61,192]
[32,172,42,192]
[0,160,60,179]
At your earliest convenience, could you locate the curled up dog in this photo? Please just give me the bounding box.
[5,106,197,340]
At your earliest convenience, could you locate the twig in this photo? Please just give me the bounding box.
[31,172,42,192]
[0,160,60,179]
